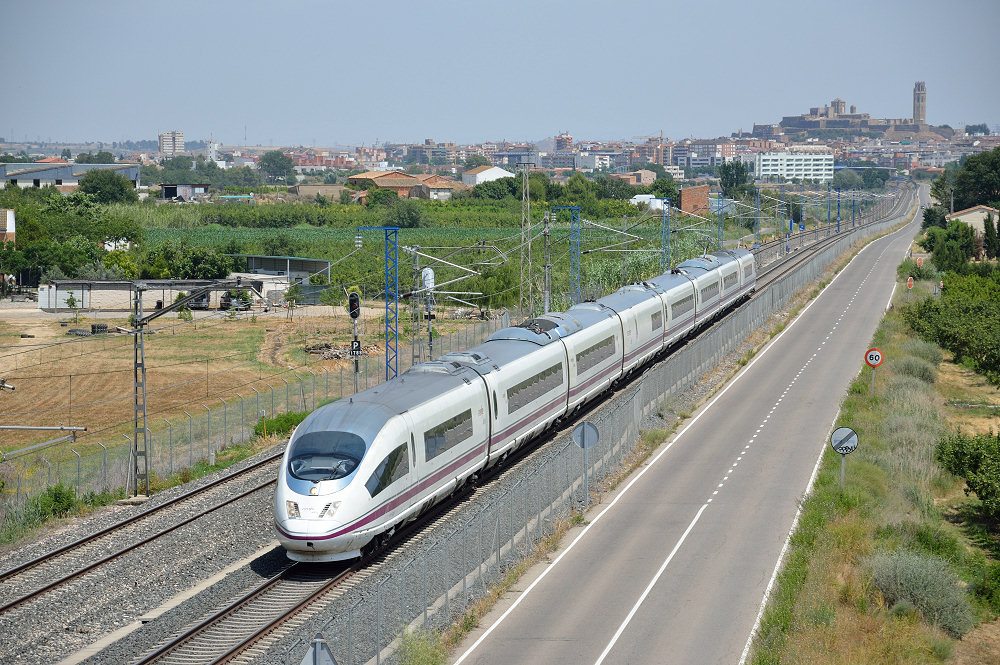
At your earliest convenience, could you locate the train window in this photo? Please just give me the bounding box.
[744,264,754,278]
[575,336,615,374]
[671,294,694,318]
[424,409,474,460]
[723,271,738,290]
[507,363,563,414]
[287,431,366,482]
[700,281,720,301]
[365,443,409,497]
[651,311,662,331]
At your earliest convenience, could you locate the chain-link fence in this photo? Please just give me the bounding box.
[282,201,913,665]
[0,317,508,515]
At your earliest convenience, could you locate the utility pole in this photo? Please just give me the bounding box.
[621,216,628,281]
[543,212,551,313]
[519,162,535,320]
[410,246,422,365]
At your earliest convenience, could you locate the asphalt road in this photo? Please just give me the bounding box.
[453,186,927,665]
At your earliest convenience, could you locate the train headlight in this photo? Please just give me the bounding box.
[286,500,300,519]
[321,501,342,519]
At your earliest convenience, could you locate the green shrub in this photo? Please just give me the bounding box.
[868,550,974,637]
[894,356,936,383]
[253,410,309,438]
[936,430,1000,518]
[970,561,1000,613]
[902,339,942,366]
[398,629,447,665]
[37,484,77,517]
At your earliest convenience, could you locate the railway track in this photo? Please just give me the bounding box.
[0,449,284,614]
[129,484,483,665]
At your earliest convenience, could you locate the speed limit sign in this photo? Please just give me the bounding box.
[865,348,883,368]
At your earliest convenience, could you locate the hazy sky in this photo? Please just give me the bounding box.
[4,0,998,147]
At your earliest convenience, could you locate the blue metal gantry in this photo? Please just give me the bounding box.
[359,226,399,380]
[552,206,581,305]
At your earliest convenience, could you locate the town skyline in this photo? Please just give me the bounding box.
[4,0,998,147]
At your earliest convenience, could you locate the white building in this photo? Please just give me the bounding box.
[755,152,834,182]
[629,194,667,211]
[158,130,185,156]
[462,165,515,186]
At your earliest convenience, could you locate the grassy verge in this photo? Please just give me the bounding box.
[0,484,126,546]
[749,306,999,663]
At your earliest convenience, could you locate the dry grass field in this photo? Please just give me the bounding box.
[0,304,482,453]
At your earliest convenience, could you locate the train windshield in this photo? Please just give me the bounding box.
[287,431,366,482]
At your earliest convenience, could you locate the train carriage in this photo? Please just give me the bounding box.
[440,322,570,466]
[274,366,489,561]
[595,284,664,376]
[644,271,698,348]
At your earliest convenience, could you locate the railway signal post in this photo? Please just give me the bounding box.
[348,291,361,394]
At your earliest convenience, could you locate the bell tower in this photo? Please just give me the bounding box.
[913,81,926,125]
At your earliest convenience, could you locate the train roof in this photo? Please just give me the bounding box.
[597,283,660,312]
[675,253,729,275]
[293,366,478,444]
[440,332,564,374]
[644,270,694,293]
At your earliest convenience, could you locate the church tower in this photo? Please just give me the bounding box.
[913,81,926,125]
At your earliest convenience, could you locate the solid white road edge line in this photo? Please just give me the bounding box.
[736,411,834,665]
[453,214,913,665]
[593,503,708,665]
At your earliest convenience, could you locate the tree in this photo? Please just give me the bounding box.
[984,212,999,260]
[862,168,890,190]
[464,154,490,169]
[60,148,72,160]
[950,147,1000,211]
[831,169,863,191]
[384,198,424,228]
[366,188,398,207]
[921,205,947,230]
[650,177,678,201]
[75,151,115,164]
[965,123,990,136]
[318,287,344,314]
[78,169,139,204]
[717,161,750,197]
[258,151,295,184]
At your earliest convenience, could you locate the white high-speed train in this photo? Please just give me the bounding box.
[274,249,755,561]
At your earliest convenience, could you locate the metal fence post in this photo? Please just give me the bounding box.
[164,419,173,476]
[201,403,211,458]
[72,449,81,496]
[281,377,289,413]
[219,397,228,448]
[184,410,193,466]
[96,443,106,491]
[236,393,245,443]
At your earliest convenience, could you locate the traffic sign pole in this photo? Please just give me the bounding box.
[573,422,599,508]
[830,427,859,489]
[865,348,883,395]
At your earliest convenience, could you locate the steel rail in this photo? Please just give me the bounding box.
[0,448,284,585]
